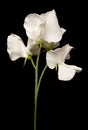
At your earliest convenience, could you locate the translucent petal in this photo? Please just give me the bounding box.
[24,14,45,41]
[41,9,66,42]
[7,34,30,61]
[58,63,82,81]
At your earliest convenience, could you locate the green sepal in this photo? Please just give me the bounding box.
[35,39,44,46]
[23,55,32,67]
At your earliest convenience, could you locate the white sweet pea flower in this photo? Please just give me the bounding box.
[46,44,82,81]
[24,9,66,49]
[7,34,31,61]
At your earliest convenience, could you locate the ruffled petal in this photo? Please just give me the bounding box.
[46,44,73,69]
[41,9,66,42]
[24,13,45,42]
[53,44,73,62]
[58,63,82,81]
[7,34,30,61]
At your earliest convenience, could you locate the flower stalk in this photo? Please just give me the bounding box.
[34,45,41,130]
[34,43,47,130]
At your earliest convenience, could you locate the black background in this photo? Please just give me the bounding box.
[0,0,87,129]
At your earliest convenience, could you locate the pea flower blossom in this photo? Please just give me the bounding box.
[24,9,66,50]
[46,44,82,81]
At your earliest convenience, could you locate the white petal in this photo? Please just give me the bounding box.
[41,9,66,42]
[24,13,45,41]
[66,53,70,60]
[69,65,82,72]
[27,39,39,55]
[54,44,73,62]
[46,44,73,69]
[61,28,66,35]
[27,38,34,50]
[58,63,82,81]
[7,34,30,61]
[46,50,58,69]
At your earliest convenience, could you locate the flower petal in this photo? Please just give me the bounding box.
[41,9,66,43]
[58,63,82,81]
[7,34,30,61]
[53,44,73,62]
[46,50,58,69]
[27,39,39,55]
[66,53,70,60]
[24,13,45,42]
[46,44,73,69]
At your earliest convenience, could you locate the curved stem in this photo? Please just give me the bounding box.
[31,58,36,69]
[37,65,47,92]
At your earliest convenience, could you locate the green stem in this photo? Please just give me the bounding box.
[34,42,47,130]
[34,64,47,130]
[34,89,37,130]
[35,46,41,88]
[34,45,41,130]
[31,58,36,69]
[37,65,47,93]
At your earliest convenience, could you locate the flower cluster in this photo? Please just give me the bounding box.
[7,9,82,81]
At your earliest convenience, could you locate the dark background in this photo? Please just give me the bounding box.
[0,0,87,129]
